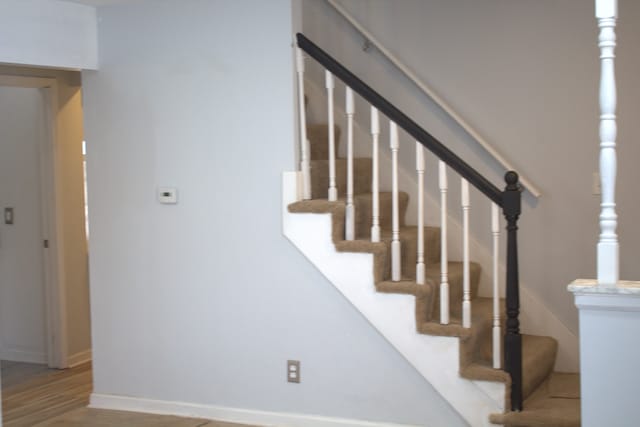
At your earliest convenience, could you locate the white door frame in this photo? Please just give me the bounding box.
[0,75,68,369]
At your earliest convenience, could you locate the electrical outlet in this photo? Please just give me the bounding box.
[287,360,300,383]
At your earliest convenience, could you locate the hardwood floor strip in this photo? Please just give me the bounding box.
[2,362,92,427]
[3,362,256,426]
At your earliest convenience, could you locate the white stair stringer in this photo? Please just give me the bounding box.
[282,172,504,427]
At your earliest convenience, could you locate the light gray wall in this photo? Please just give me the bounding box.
[0,87,47,363]
[302,0,640,336]
[82,0,467,425]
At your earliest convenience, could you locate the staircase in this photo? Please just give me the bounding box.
[284,123,581,426]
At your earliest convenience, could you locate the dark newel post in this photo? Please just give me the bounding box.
[503,171,523,411]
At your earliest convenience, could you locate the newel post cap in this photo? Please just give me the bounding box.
[596,0,618,19]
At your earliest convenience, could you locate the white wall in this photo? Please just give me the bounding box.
[81,1,467,425]
[0,87,48,363]
[0,65,92,365]
[0,0,97,70]
[301,0,640,339]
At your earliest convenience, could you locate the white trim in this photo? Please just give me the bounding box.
[569,279,640,312]
[67,349,92,368]
[0,75,68,369]
[0,349,47,365]
[325,0,541,199]
[90,393,422,427]
[573,293,640,312]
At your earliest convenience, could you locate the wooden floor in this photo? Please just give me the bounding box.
[1,361,255,426]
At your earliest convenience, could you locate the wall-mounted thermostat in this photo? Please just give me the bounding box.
[158,187,178,204]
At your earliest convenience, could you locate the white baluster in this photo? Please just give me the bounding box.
[461,179,471,328]
[371,107,381,242]
[596,0,619,286]
[296,48,311,200]
[345,87,355,240]
[325,71,338,202]
[491,203,501,369]
[416,142,425,285]
[390,122,401,281]
[439,161,449,324]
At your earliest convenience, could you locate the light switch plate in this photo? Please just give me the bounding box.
[158,188,178,204]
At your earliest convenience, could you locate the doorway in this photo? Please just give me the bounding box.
[0,86,50,366]
[0,70,93,425]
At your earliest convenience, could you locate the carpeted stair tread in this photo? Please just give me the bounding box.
[355,192,412,239]
[288,199,346,246]
[376,279,433,298]
[490,374,581,427]
[307,124,340,160]
[425,261,481,296]
[428,261,482,321]
[288,199,342,214]
[376,226,440,265]
[310,158,371,199]
[548,372,580,399]
[418,296,495,335]
[288,194,410,245]
[460,335,558,402]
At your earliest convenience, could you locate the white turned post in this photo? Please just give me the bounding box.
[296,48,311,200]
[416,142,426,285]
[390,122,401,281]
[371,107,381,242]
[461,179,471,328]
[596,0,619,286]
[439,161,449,324]
[345,87,355,240]
[325,71,338,202]
[491,203,501,369]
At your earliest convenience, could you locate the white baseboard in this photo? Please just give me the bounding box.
[0,348,47,364]
[90,393,421,427]
[67,349,92,368]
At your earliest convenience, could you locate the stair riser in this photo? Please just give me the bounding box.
[430,263,481,320]
[310,159,372,199]
[354,192,408,239]
[308,124,341,161]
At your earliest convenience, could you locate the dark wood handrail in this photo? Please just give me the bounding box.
[296,32,523,411]
[296,32,503,206]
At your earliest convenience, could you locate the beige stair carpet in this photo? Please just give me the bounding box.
[288,123,581,426]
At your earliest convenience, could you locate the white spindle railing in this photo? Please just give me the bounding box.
[325,71,338,202]
[371,107,381,242]
[491,203,501,369]
[345,87,356,240]
[461,179,471,328]
[596,0,619,286]
[416,142,426,285]
[390,122,401,281]
[296,48,311,200]
[439,161,449,324]
[299,41,521,380]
